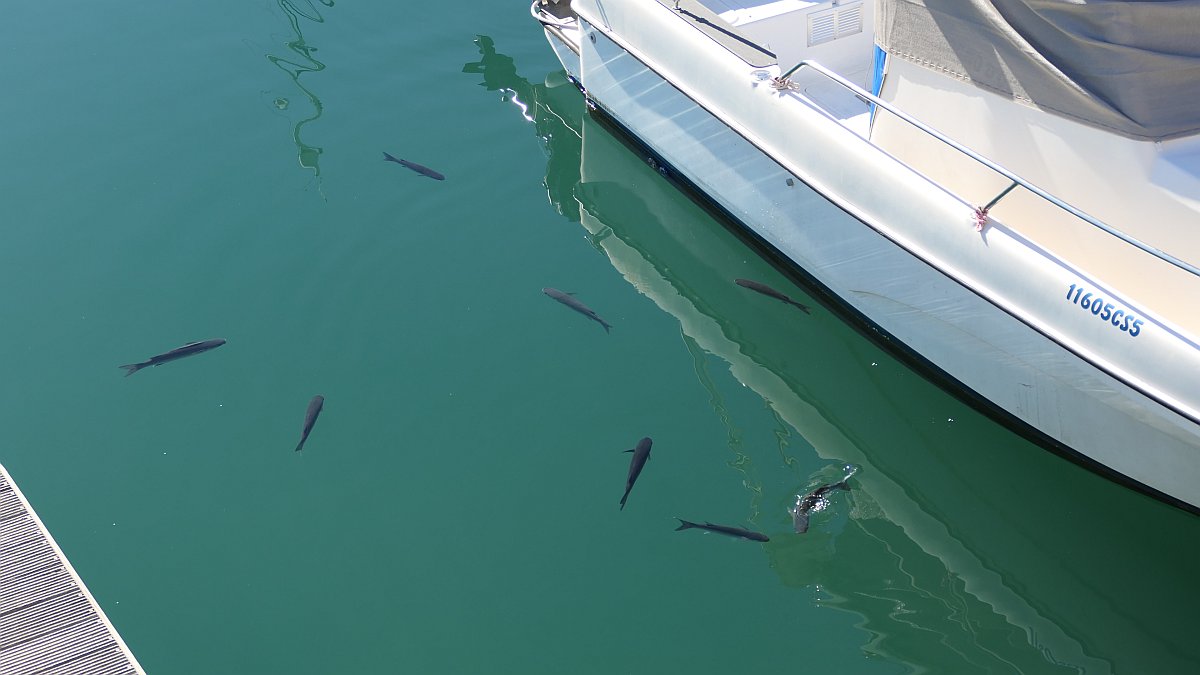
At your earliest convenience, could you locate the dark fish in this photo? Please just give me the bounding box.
[674,519,770,542]
[735,278,811,313]
[619,437,652,510]
[542,287,612,333]
[294,395,325,452]
[383,151,445,180]
[791,480,850,534]
[119,339,226,376]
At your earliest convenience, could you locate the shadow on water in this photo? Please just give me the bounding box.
[265,0,334,188]
[466,37,1200,675]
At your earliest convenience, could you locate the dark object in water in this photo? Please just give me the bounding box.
[735,278,811,313]
[620,437,653,510]
[792,480,851,533]
[294,395,325,453]
[674,519,770,542]
[383,151,445,180]
[542,287,612,333]
[119,339,227,376]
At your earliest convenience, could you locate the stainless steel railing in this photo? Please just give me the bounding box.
[777,60,1200,279]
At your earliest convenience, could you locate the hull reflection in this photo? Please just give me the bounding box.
[469,38,1200,675]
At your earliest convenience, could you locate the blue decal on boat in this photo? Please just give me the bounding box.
[872,45,887,97]
[870,45,886,122]
[1066,283,1143,337]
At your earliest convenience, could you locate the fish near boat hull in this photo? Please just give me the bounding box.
[542,287,613,332]
[792,480,850,534]
[119,339,227,376]
[735,278,811,313]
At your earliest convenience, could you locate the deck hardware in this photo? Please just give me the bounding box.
[770,77,796,91]
[973,181,1019,231]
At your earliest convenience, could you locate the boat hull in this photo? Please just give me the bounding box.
[537,5,1200,511]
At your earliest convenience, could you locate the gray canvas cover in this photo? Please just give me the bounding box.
[875,0,1200,140]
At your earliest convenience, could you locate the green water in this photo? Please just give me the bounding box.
[3,2,1197,673]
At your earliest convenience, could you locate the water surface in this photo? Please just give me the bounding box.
[2,3,1197,673]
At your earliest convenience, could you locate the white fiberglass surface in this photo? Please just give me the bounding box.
[697,0,823,26]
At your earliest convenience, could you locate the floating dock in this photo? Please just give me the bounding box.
[0,464,146,675]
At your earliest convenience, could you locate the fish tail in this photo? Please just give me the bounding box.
[294,441,305,453]
[620,488,631,510]
[601,319,612,333]
[674,518,697,531]
[118,363,144,377]
[832,480,850,491]
[382,151,399,163]
[788,299,812,314]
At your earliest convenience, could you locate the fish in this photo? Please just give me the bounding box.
[383,151,445,180]
[294,395,325,452]
[619,437,652,510]
[791,480,850,534]
[674,519,770,542]
[542,287,612,333]
[735,278,811,313]
[119,339,227,376]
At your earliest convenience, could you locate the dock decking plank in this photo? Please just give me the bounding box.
[0,464,146,675]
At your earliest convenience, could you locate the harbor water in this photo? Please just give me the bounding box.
[2,2,1197,673]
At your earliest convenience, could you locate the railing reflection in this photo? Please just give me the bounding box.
[265,0,334,189]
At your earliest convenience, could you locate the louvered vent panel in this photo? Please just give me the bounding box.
[808,2,864,46]
[837,4,863,38]
[808,11,836,46]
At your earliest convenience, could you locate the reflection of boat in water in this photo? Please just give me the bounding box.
[467,38,1200,672]
[464,35,585,224]
[530,1,1200,513]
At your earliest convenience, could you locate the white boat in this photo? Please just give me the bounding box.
[531,0,1200,512]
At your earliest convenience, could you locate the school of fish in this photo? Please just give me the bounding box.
[118,159,851,540]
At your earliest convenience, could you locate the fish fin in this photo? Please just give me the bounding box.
[623,448,634,453]
[832,480,850,491]
[119,363,143,377]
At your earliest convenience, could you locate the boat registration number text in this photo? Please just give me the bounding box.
[1066,283,1142,337]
